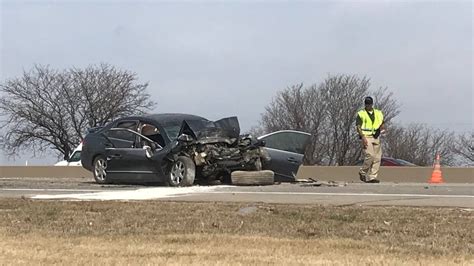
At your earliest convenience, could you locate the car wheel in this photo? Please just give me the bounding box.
[93,156,110,184]
[167,156,195,187]
[231,170,274,186]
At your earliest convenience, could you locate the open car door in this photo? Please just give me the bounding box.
[258,130,311,182]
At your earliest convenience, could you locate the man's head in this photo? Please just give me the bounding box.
[364,96,373,110]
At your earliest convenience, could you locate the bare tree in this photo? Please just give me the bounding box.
[261,84,307,132]
[246,125,267,139]
[258,83,328,164]
[301,84,330,165]
[319,75,368,165]
[371,87,400,123]
[254,74,400,165]
[452,132,474,166]
[319,75,401,165]
[383,124,455,166]
[0,64,155,159]
[254,74,465,166]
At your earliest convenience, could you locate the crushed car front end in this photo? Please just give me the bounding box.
[167,117,270,182]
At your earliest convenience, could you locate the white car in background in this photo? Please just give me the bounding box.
[54,143,82,166]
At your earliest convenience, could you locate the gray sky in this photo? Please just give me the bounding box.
[1,0,472,165]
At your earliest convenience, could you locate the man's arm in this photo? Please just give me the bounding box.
[379,110,385,132]
[356,126,365,138]
[379,121,385,133]
[356,114,367,148]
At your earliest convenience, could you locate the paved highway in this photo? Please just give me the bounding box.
[0,177,473,207]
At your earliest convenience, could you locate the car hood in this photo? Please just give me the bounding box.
[178,116,240,143]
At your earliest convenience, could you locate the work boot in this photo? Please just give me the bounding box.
[359,173,366,182]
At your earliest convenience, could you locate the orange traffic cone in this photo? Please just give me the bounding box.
[429,154,444,184]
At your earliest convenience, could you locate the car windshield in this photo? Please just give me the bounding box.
[162,118,211,140]
[163,125,182,140]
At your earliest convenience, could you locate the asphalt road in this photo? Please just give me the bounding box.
[0,177,473,208]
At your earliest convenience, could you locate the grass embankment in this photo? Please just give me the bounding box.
[0,199,472,265]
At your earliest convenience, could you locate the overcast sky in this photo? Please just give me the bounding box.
[1,0,472,165]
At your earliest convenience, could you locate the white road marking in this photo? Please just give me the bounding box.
[31,186,224,200]
[21,186,474,201]
[2,188,102,192]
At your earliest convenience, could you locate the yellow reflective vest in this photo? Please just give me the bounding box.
[357,109,384,136]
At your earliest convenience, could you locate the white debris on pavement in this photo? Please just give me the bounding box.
[31,186,228,201]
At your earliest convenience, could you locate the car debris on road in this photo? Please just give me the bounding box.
[298,178,348,187]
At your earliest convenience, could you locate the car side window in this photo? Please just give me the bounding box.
[104,121,139,148]
[116,121,138,131]
[140,123,166,147]
[105,121,138,143]
[105,129,137,143]
[261,132,310,154]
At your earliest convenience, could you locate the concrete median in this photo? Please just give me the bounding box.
[296,165,474,183]
[0,166,472,183]
[0,166,93,178]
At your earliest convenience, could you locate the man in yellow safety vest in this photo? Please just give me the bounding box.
[356,96,385,183]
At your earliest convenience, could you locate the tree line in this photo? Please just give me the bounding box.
[0,65,472,166]
[250,75,472,167]
[0,64,155,159]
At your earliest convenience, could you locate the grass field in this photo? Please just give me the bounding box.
[0,199,472,265]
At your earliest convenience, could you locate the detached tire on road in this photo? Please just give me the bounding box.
[231,170,274,186]
[167,156,196,187]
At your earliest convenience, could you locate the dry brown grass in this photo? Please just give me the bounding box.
[0,199,472,265]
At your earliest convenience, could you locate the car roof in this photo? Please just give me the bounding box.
[144,113,209,123]
[112,113,209,126]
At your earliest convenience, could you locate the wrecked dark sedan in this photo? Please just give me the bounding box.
[81,113,270,186]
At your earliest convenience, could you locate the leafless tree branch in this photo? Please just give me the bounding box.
[451,132,474,166]
[0,64,156,159]
[253,74,400,165]
[383,123,456,166]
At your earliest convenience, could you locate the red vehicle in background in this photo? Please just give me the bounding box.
[356,157,417,166]
[381,157,417,166]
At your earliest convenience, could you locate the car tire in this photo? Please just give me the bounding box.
[231,170,274,186]
[167,156,196,187]
[93,155,110,184]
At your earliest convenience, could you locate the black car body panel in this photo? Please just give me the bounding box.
[81,113,267,184]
